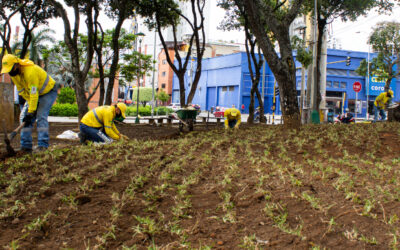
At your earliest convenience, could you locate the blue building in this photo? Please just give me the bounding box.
[171,49,399,116]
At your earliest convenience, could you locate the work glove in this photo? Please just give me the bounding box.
[234,125,239,130]
[120,134,129,140]
[23,112,35,126]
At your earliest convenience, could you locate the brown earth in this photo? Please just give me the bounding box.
[1,122,400,249]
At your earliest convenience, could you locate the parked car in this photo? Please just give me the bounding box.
[213,106,226,118]
[168,103,181,111]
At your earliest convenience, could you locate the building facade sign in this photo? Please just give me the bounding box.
[369,76,396,96]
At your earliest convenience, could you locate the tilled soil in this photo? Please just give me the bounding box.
[1,122,400,249]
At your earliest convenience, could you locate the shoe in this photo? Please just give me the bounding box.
[36,146,47,152]
[20,147,32,153]
[78,132,86,144]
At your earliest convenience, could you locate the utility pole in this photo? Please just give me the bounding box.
[319,30,328,122]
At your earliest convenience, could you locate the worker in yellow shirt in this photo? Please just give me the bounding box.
[224,107,241,129]
[1,54,57,152]
[373,90,393,122]
[79,103,128,144]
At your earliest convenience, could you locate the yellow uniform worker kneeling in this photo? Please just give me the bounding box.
[79,103,128,143]
[373,90,393,122]
[224,108,241,129]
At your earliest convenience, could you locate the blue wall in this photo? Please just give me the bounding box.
[172,49,399,115]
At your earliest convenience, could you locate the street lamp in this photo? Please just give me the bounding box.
[135,32,145,124]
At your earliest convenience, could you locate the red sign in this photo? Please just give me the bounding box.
[353,81,362,93]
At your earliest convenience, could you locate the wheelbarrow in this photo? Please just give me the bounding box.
[174,109,198,132]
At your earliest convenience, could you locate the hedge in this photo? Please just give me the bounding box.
[49,104,172,117]
[126,106,173,116]
[49,103,79,117]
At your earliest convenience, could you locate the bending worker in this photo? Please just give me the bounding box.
[1,54,58,152]
[374,90,393,122]
[224,107,241,129]
[79,103,128,143]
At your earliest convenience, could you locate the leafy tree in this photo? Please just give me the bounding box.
[132,87,153,106]
[356,21,400,91]
[12,28,55,65]
[102,0,137,106]
[42,35,98,101]
[303,0,394,114]
[218,0,266,123]
[136,0,207,107]
[0,2,27,71]
[232,0,306,127]
[93,28,136,105]
[47,0,99,120]
[157,90,170,105]
[119,50,155,87]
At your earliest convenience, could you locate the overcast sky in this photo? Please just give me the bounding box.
[5,2,400,54]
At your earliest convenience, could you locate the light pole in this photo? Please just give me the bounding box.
[135,32,145,124]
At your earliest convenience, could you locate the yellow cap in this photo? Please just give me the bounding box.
[117,103,127,118]
[1,54,18,74]
[388,90,394,96]
[231,109,238,117]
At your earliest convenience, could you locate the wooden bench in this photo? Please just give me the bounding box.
[202,117,207,124]
[148,118,155,125]
[216,118,221,125]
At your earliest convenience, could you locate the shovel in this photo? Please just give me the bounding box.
[1,119,16,157]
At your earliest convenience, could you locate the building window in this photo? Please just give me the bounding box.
[327,81,332,87]
[163,59,167,64]
[333,81,340,88]
[162,71,166,77]
[222,86,227,92]
[340,82,347,88]
[161,84,166,89]
[229,86,234,91]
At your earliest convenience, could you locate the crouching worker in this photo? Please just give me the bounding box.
[224,107,241,129]
[1,54,58,152]
[373,90,393,122]
[79,103,128,144]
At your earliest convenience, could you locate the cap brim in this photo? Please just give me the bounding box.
[121,112,126,119]
[0,64,13,74]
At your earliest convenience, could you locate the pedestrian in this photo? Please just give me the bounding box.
[79,103,129,144]
[224,107,241,129]
[373,90,393,122]
[1,54,58,152]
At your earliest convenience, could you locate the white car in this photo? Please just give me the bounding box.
[168,103,181,111]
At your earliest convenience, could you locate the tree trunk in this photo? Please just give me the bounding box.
[74,76,89,121]
[178,74,186,107]
[19,32,33,59]
[105,17,125,105]
[315,16,326,110]
[241,0,300,128]
[255,87,266,122]
[248,87,255,124]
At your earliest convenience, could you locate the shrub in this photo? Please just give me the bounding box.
[126,106,173,116]
[49,103,79,117]
[57,87,76,104]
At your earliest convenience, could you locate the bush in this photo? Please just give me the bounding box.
[57,87,76,104]
[126,106,173,116]
[49,103,79,117]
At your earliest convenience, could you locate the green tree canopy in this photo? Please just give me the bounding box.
[157,90,170,104]
[356,21,400,91]
[132,87,153,106]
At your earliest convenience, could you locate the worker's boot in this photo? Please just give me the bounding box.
[78,132,86,144]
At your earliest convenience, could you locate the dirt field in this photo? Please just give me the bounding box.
[1,122,400,249]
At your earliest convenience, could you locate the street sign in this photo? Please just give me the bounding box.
[353,81,362,93]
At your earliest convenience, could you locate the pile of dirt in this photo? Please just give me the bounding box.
[1,122,400,249]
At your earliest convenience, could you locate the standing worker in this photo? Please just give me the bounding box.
[224,107,241,129]
[1,54,58,152]
[79,103,128,144]
[373,90,393,122]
